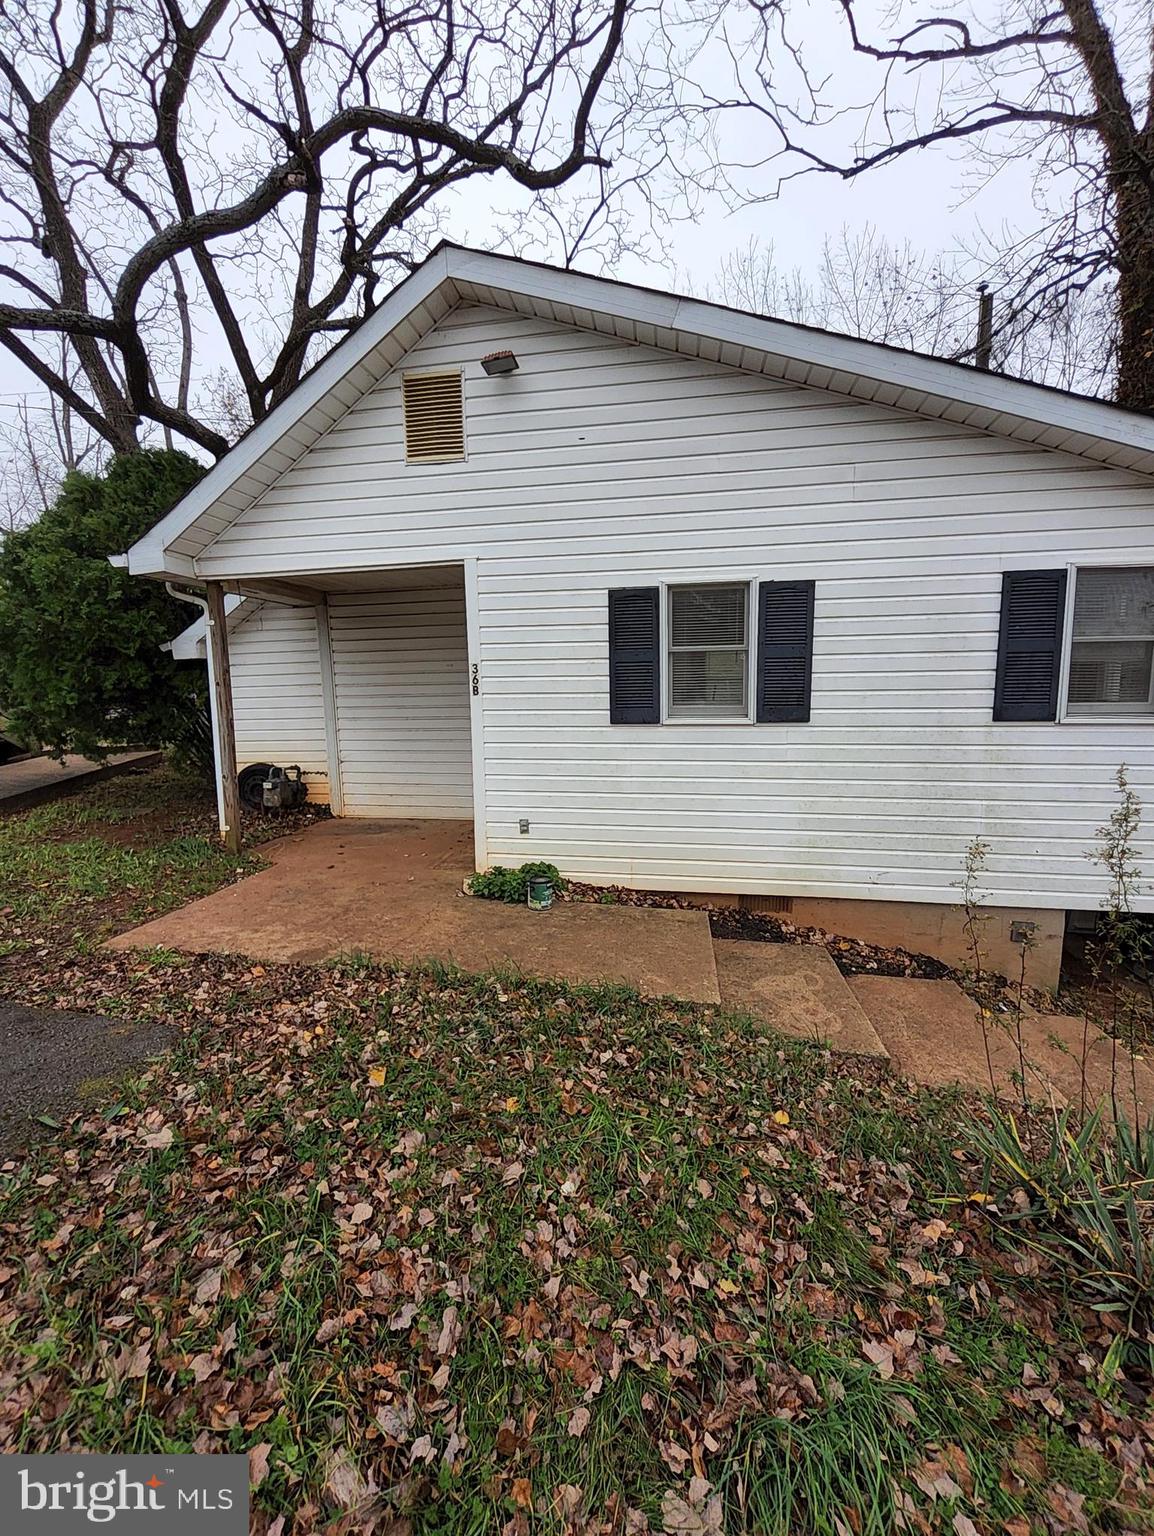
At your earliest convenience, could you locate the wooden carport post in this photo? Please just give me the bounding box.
[204,580,243,854]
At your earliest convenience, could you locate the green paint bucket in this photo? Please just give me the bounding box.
[527,875,554,911]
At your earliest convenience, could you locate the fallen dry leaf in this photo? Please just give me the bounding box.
[861,1339,894,1379]
[323,1447,366,1509]
[248,1443,272,1490]
[661,1480,723,1536]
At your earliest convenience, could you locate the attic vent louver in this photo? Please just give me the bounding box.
[402,370,465,463]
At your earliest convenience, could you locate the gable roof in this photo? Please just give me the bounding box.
[127,242,1154,580]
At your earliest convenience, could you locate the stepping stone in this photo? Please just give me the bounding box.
[847,975,1064,1104]
[1024,1014,1154,1127]
[714,941,889,1058]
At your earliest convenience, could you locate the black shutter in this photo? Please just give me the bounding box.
[756,580,815,723]
[608,587,660,724]
[993,570,1067,722]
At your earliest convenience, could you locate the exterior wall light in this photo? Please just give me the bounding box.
[481,350,519,375]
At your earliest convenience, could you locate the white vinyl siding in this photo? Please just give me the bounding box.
[327,579,472,818]
[229,603,330,801]
[199,304,1154,910]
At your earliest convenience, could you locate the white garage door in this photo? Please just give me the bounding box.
[328,577,474,818]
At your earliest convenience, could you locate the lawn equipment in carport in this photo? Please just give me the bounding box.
[237,763,308,812]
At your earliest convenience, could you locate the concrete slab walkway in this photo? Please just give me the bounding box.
[848,976,1062,1102]
[107,818,720,1004]
[1024,1011,1154,1123]
[715,940,888,1057]
[0,750,162,813]
[102,816,1154,1114]
[849,975,1154,1122]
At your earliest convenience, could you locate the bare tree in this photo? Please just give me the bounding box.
[0,339,105,532]
[0,0,694,461]
[712,227,1116,396]
[712,0,1153,408]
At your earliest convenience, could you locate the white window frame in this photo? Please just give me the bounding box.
[1058,560,1154,724]
[661,577,756,725]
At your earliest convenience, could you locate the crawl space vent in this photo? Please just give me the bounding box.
[402,370,465,463]
[738,894,794,915]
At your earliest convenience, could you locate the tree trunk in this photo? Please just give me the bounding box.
[1114,184,1154,412]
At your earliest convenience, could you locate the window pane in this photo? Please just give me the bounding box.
[670,585,746,648]
[670,649,747,716]
[1068,640,1154,710]
[1073,567,1154,638]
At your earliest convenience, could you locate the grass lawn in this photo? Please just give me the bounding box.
[0,768,1151,1534]
[0,764,325,962]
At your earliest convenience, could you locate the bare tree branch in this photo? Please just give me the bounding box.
[0,0,672,463]
[727,0,1154,407]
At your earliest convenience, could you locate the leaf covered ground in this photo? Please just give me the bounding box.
[0,770,1152,1534]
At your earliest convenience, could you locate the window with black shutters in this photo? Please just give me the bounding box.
[1067,566,1154,716]
[667,583,751,720]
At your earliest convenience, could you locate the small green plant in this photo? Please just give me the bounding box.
[955,834,997,1096]
[468,861,566,903]
[1011,921,1037,1134]
[970,1101,1154,1359]
[1086,764,1149,1125]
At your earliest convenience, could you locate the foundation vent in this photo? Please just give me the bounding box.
[403,370,465,463]
[738,894,794,915]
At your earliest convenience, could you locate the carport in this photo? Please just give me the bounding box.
[158,562,480,863]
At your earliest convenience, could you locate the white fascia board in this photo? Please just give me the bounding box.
[670,295,1154,453]
[167,615,207,660]
[126,247,455,576]
[450,247,682,330]
[128,546,200,581]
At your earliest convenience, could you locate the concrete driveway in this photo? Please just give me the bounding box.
[0,751,162,813]
[0,1001,175,1154]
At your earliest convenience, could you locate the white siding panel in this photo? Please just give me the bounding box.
[328,580,472,818]
[199,305,1154,909]
[229,604,330,801]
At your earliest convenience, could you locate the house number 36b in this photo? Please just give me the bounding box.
[471,663,480,696]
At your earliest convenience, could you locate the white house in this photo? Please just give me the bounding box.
[130,243,1154,989]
